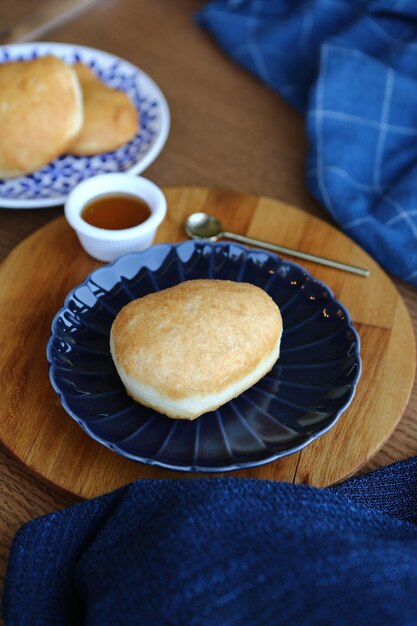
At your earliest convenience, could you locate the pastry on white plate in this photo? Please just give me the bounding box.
[69,63,138,156]
[0,56,83,178]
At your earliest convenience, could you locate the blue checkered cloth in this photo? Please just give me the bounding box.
[197,0,417,286]
[3,459,417,625]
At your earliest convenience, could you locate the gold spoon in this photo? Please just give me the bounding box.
[184,212,370,278]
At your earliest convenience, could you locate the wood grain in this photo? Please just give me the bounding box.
[0,0,100,44]
[0,187,414,501]
[0,1,50,32]
[0,0,416,599]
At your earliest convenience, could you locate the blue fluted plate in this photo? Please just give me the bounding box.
[47,242,361,472]
[0,43,170,209]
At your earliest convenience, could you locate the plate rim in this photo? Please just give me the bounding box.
[47,242,362,472]
[0,42,170,209]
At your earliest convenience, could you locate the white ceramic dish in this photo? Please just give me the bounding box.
[64,174,167,261]
[0,42,170,209]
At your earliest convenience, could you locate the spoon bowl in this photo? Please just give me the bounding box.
[185,212,223,241]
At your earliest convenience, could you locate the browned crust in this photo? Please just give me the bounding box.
[0,56,82,178]
[69,63,138,156]
[110,279,282,401]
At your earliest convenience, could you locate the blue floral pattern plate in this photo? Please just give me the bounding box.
[47,242,361,472]
[0,43,170,209]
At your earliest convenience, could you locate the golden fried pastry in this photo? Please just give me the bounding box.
[0,56,83,179]
[110,280,283,420]
[69,63,138,156]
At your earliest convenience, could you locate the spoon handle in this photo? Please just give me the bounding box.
[222,231,370,277]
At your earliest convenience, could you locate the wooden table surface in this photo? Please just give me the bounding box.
[0,0,416,592]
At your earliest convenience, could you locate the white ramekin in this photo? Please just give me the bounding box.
[64,174,167,262]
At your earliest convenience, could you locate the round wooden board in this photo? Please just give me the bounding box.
[0,187,415,498]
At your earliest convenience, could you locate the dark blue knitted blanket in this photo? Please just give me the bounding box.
[3,457,417,625]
